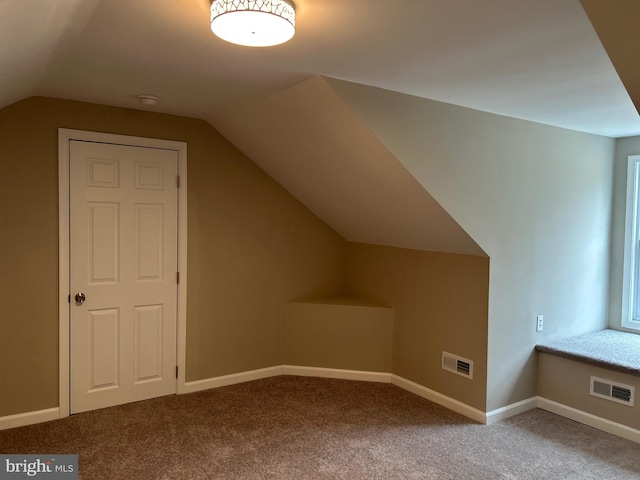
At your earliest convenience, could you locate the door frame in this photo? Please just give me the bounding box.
[58,129,188,418]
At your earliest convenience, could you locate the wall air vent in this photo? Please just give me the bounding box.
[442,352,473,380]
[590,376,635,407]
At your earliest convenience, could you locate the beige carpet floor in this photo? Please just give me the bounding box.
[1,376,639,479]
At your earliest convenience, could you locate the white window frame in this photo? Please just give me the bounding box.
[621,155,640,331]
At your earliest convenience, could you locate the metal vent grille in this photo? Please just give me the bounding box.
[590,376,635,407]
[612,385,633,403]
[456,360,471,376]
[442,352,473,380]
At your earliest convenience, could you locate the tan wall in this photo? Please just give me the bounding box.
[0,96,347,417]
[538,353,640,430]
[0,95,510,418]
[327,78,615,411]
[344,243,489,411]
[283,299,394,372]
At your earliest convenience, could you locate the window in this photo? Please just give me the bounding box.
[621,155,640,331]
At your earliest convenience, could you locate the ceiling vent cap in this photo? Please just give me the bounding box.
[137,94,159,106]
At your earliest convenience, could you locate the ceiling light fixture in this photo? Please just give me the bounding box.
[210,0,296,47]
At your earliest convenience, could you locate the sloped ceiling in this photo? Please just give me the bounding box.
[0,0,101,108]
[1,1,639,255]
[580,0,640,116]
[211,76,485,255]
[1,0,638,137]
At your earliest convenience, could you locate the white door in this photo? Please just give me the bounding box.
[69,140,178,414]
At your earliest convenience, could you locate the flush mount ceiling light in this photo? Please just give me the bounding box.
[210,0,296,47]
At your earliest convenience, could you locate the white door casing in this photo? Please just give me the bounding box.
[59,130,188,417]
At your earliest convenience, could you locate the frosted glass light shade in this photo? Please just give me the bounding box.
[210,0,296,47]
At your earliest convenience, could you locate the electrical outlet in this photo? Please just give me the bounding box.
[536,315,544,332]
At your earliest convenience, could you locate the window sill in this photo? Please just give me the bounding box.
[535,329,640,377]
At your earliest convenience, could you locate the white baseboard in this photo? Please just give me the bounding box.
[485,396,538,425]
[0,407,60,431]
[391,375,487,424]
[183,366,284,394]
[12,370,639,446]
[537,397,640,444]
[184,366,486,425]
[183,366,391,397]
[282,365,392,383]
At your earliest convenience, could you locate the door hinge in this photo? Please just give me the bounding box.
[175,366,179,379]
[176,272,180,284]
[177,175,181,189]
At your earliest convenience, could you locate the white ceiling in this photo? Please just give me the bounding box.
[213,76,485,255]
[2,0,639,138]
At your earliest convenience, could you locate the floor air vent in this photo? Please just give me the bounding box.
[442,352,473,380]
[590,376,635,407]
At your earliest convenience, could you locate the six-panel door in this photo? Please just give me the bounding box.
[70,141,178,413]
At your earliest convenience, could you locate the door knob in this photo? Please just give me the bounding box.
[75,292,86,304]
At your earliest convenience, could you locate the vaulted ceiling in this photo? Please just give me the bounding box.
[579,0,640,119]
[2,0,639,254]
[1,0,639,137]
[211,76,485,255]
